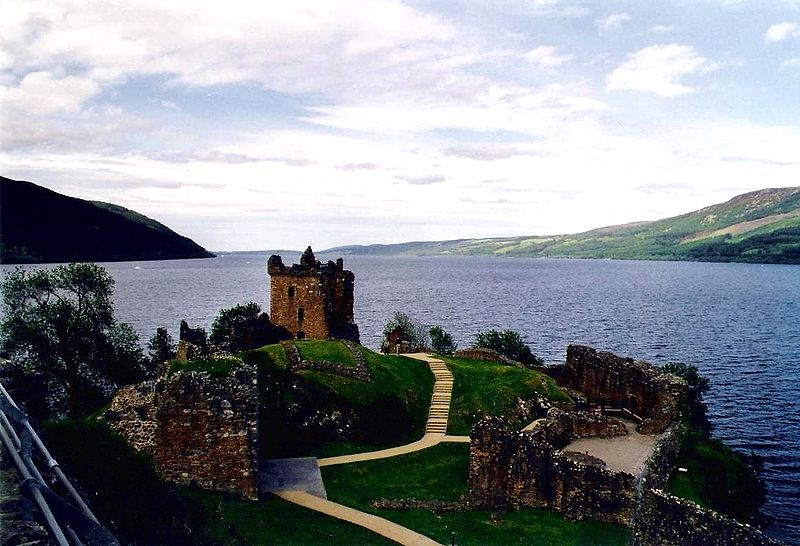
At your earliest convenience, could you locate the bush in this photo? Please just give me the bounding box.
[660,362,711,433]
[148,327,176,365]
[473,329,543,366]
[429,325,456,355]
[209,302,289,352]
[381,312,428,350]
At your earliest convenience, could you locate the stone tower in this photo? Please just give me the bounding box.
[267,246,359,342]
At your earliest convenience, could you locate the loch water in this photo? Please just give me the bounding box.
[4,253,799,543]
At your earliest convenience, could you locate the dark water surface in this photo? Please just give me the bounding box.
[4,253,799,543]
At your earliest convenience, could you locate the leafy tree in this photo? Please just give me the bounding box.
[429,325,456,355]
[473,329,543,366]
[381,312,428,349]
[660,362,711,433]
[148,327,176,364]
[209,302,288,352]
[0,263,150,419]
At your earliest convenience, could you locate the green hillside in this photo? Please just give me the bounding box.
[0,176,214,263]
[327,187,800,264]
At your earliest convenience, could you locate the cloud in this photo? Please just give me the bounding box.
[780,58,800,70]
[443,144,548,161]
[339,162,381,171]
[1,71,100,115]
[524,46,573,67]
[395,174,445,185]
[765,22,799,43]
[606,44,717,97]
[650,25,675,33]
[596,13,631,31]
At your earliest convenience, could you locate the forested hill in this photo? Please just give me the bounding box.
[0,176,214,264]
[327,187,800,264]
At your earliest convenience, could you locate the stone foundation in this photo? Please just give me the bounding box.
[468,417,635,525]
[106,363,259,499]
[564,345,687,434]
[453,348,519,366]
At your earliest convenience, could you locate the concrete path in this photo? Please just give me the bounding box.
[318,353,455,467]
[260,457,327,498]
[276,491,443,546]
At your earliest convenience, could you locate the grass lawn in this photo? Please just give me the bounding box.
[441,357,572,435]
[322,443,630,546]
[246,342,434,457]
[665,430,763,522]
[295,340,355,366]
[185,491,397,546]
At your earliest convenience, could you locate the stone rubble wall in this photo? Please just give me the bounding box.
[564,345,687,434]
[282,340,372,382]
[453,347,520,366]
[540,408,628,448]
[468,417,636,525]
[631,424,784,546]
[106,363,259,499]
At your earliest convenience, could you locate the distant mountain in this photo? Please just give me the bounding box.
[327,187,800,264]
[0,176,214,264]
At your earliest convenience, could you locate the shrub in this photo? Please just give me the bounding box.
[381,312,428,349]
[209,302,289,352]
[429,326,456,355]
[473,329,543,366]
[148,327,176,364]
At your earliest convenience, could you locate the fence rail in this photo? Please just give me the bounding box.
[0,381,120,546]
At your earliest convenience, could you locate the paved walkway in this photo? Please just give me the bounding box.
[281,353,457,544]
[317,353,455,467]
[260,457,327,498]
[276,491,442,546]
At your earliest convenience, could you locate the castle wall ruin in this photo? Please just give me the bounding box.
[563,345,687,434]
[106,363,259,499]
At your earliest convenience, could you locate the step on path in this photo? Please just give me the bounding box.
[317,353,455,467]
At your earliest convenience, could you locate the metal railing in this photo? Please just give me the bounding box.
[0,381,120,546]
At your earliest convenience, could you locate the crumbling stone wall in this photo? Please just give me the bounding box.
[631,425,784,546]
[106,363,259,499]
[564,345,687,434]
[468,417,636,525]
[268,247,359,342]
[453,347,519,366]
[540,408,628,448]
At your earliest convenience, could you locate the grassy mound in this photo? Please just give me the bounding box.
[322,443,630,546]
[244,342,434,457]
[666,427,765,523]
[441,357,572,435]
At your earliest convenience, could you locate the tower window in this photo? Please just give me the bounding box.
[288,286,295,297]
[297,306,304,321]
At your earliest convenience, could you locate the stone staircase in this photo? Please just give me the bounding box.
[425,358,453,435]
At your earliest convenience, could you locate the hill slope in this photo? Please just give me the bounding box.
[328,187,800,264]
[0,176,214,263]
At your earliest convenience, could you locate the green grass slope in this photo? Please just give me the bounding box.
[327,187,800,264]
[0,176,214,263]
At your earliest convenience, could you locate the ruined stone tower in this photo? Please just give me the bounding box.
[267,246,359,342]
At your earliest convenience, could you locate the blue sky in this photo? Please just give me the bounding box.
[1,0,799,250]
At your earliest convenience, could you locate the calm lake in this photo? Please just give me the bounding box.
[4,253,799,543]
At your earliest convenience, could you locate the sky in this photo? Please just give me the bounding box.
[1,0,799,251]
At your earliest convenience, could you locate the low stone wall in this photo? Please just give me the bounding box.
[540,408,628,448]
[282,340,372,382]
[564,345,687,434]
[631,424,783,546]
[106,363,259,499]
[468,417,635,525]
[453,347,519,366]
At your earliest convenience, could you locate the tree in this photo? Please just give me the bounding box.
[473,329,543,366]
[148,327,176,364]
[209,302,289,352]
[660,362,711,433]
[381,312,428,350]
[429,326,456,355]
[0,263,150,419]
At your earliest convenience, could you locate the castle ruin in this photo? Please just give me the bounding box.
[267,247,359,342]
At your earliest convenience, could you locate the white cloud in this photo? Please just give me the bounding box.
[780,58,800,70]
[524,46,574,67]
[596,13,632,31]
[606,44,717,97]
[0,71,100,115]
[765,22,799,43]
[650,25,676,33]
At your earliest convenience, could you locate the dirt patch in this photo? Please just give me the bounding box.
[563,420,659,476]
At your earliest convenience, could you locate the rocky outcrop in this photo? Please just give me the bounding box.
[468,417,636,525]
[106,363,258,499]
[564,345,687,434]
